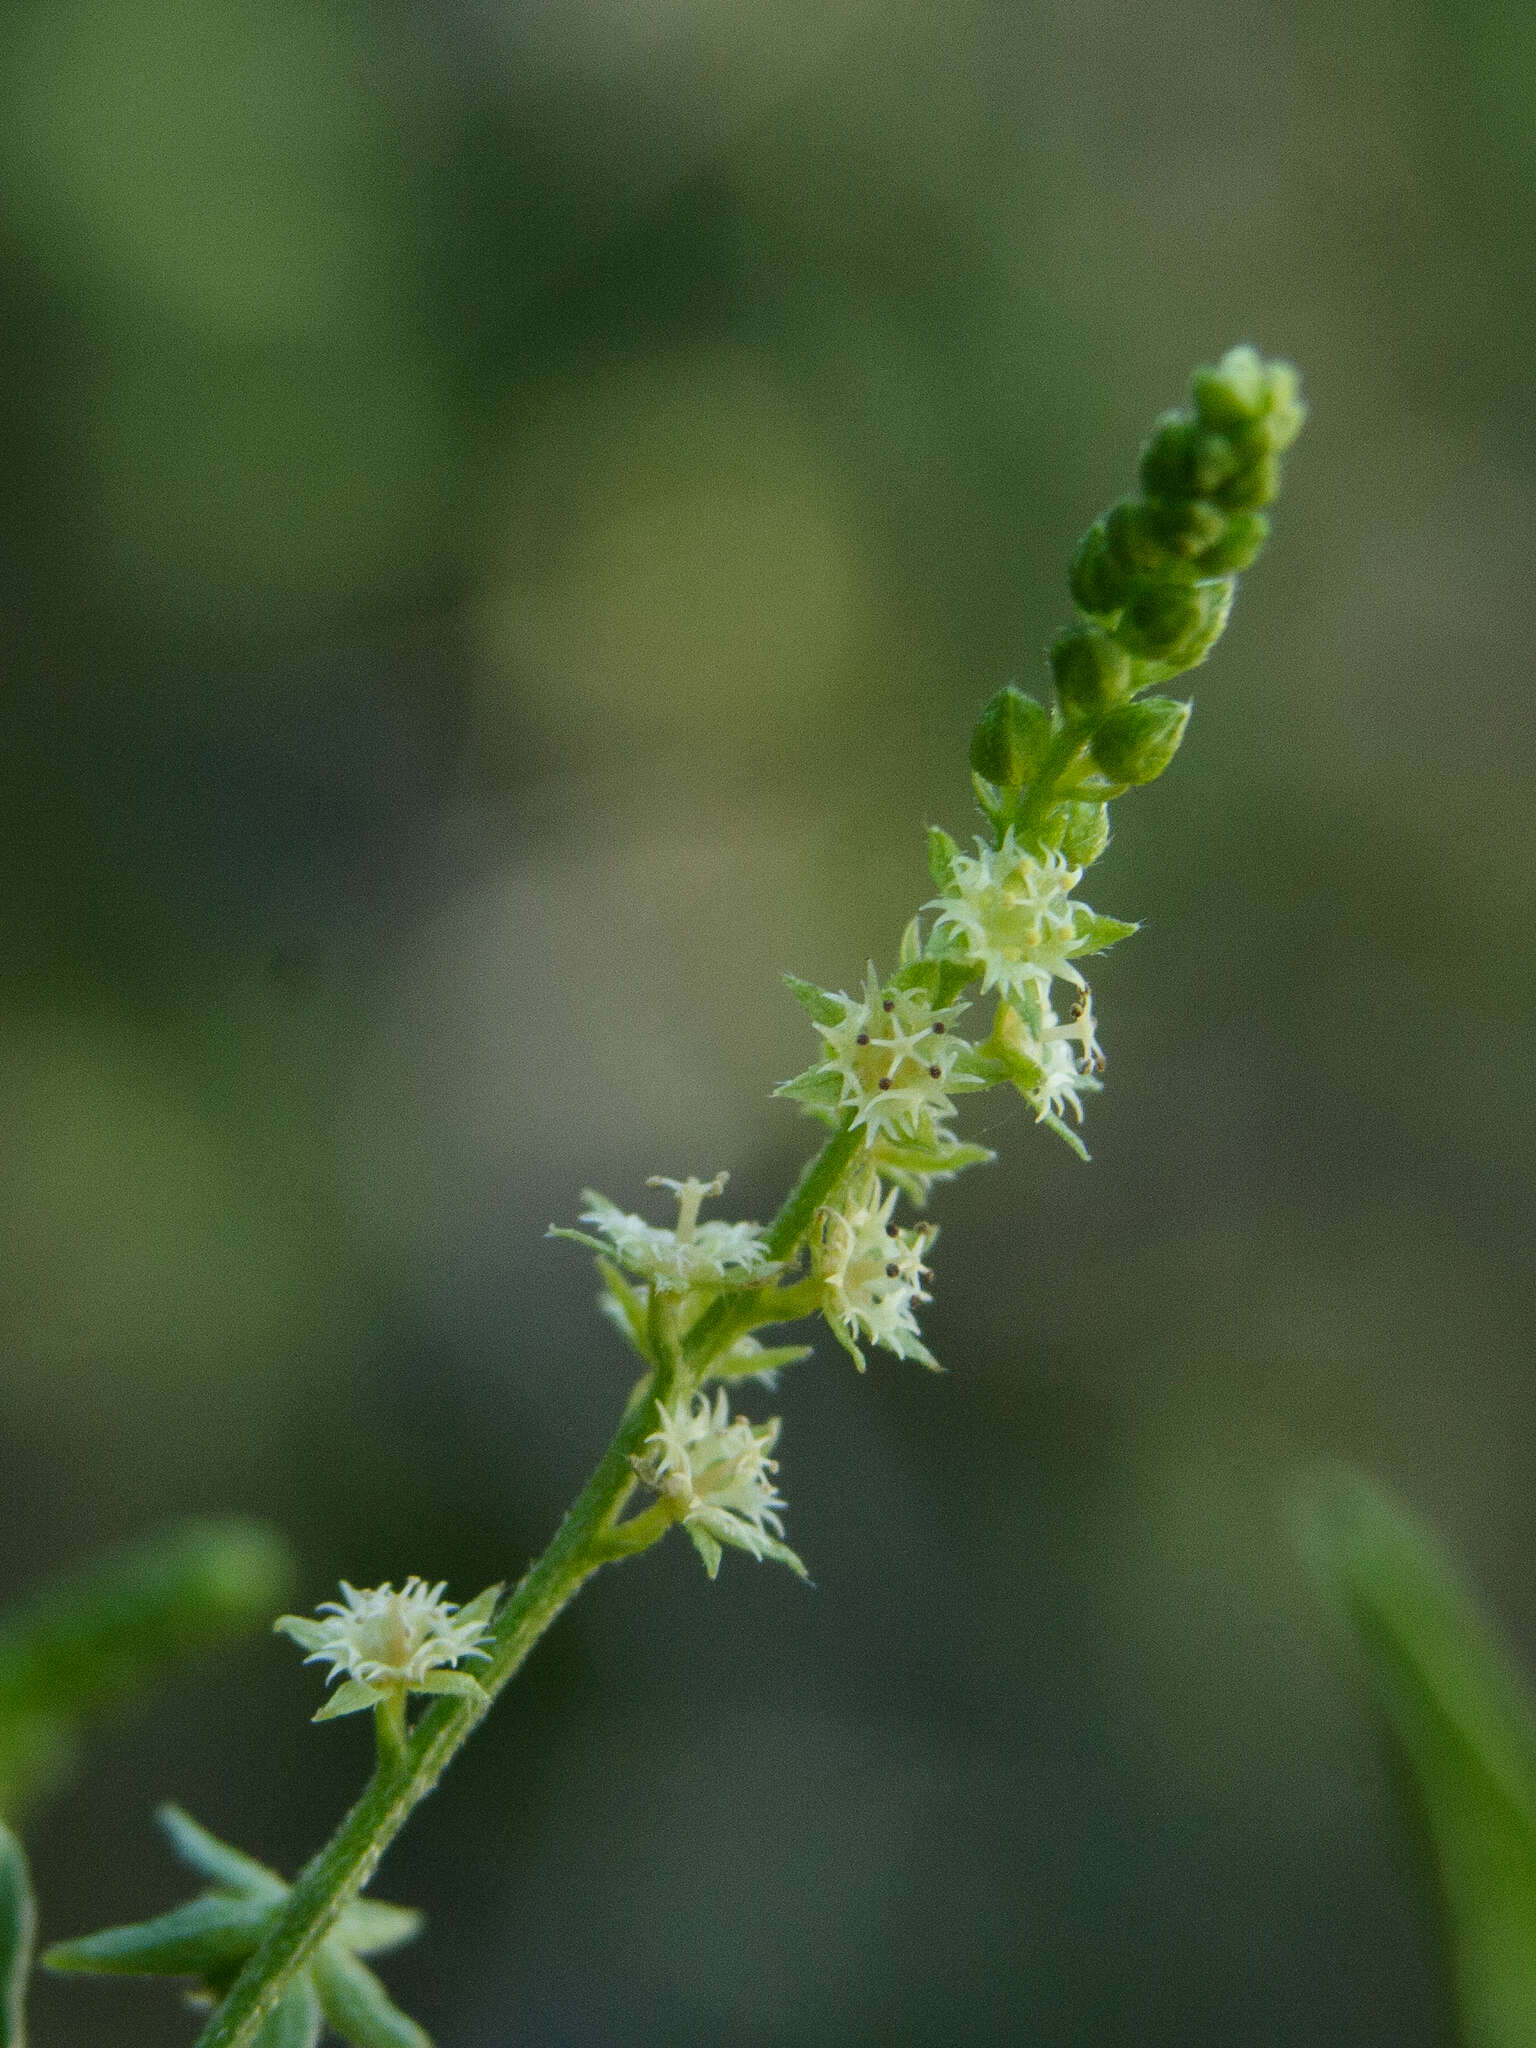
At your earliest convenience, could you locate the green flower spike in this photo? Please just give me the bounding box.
[44,1805,430,2048]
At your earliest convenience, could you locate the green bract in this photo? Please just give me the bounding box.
[46,1807,430,2048]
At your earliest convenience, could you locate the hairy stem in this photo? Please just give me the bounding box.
[196,1126,855,2048]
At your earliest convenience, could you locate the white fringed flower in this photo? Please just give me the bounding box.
[926,832,1098,1003]
[634,1390,807,1579]
[275,1579,500,1721]
[991,984,1105,1128]
[816,1178,938,1371]
[563,1172,777,1295]
[787,968,975,1146]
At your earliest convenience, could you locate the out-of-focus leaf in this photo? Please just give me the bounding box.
[0,1519,296,1817]
[44,1895,270,1977]
[312,1946,432,2048]
[1293,1465,1536,2048]
[251,1974,323,2048]
[0,1823,34,2048]
[45,1806,428,2039]
[157,1805,286,1903]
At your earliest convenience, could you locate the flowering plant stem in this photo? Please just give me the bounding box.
[193,1126,855,2048]
[174,348,1306,2047]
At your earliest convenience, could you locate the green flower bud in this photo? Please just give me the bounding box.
[1139,413,1201,500]
[1192,344,1270,428]
[1069,522,1130,618]
[1114,578,1232,666]
[1192,509,1269,575]
[1060,800,1110,865]
[1104,499,1170,577]
[1214,451,1282,511]
[969,685,1051,787]
[1049,624,1132,720]
[1090,698,1191,785]
[1144,495,1229,562]
[1265,387,1306,453]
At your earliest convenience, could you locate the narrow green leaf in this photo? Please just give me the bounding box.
[0,1823,35,2047]
[545,1227,618,1259]
[772,1066,843,1111]
[450,1586,503,1635]
[876,1136,996,1181]
[313,1680,380,1723]
[1293,1467,1536,2048]
[685,1526,724,1580]
[44,1894,269,1977]
[271,1617,330,1656]
[890,958,947,1002]
[1069,910,1140,956]
[595,1258,649,1354]
[712,1340,814,1378]
[313,1946,432,2048]
[755,1534,811,1582]
[782,976,844,1027]
[897,915,924,968]
[1039,1112,1091,1162]
[408,1671,487,1701]
[251,1974,323,2048]
[157,1808,285,1903]
[333,1902,422,1960]
[926,826,960,891]
[970,769,1010,834]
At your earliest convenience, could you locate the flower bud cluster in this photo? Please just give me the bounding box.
[966,346,1303,857]
[1070,345,1302,639]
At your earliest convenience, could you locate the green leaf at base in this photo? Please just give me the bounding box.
[1293,1466,1536,2048]
[0,1824,34,2048]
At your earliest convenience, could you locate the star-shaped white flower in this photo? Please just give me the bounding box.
[790,969,978,1146]
[275,1579,500,1721]
[633,1390,807,1580]
[926,832,1098,1005]
[816,1178,938,1371]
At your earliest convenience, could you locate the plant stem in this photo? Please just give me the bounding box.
[195,1125,856,2048]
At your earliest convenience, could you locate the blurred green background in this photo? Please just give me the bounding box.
[0,0,1530,2040]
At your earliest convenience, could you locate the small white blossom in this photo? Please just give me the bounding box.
[797,968,974,1145]
[563,1172,777,1295]
[633,1390,807,1579]
[993,983,1105,1127]
[926,831,1098,1003]
[816,1178,938,1371]
[275,1578,500,1721]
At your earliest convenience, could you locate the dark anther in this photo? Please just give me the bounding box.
[886,1222,900,1237]
[932,1022,946,1034]
[882,999,895,1012]
[885,1262,900,1279]
[856,1032,870,1046]
[928,1064,941,1078]
[877,1076,892,1090]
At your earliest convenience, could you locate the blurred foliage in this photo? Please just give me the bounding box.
[1296,1470,1536,2048]
[0,1523,293,1819]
